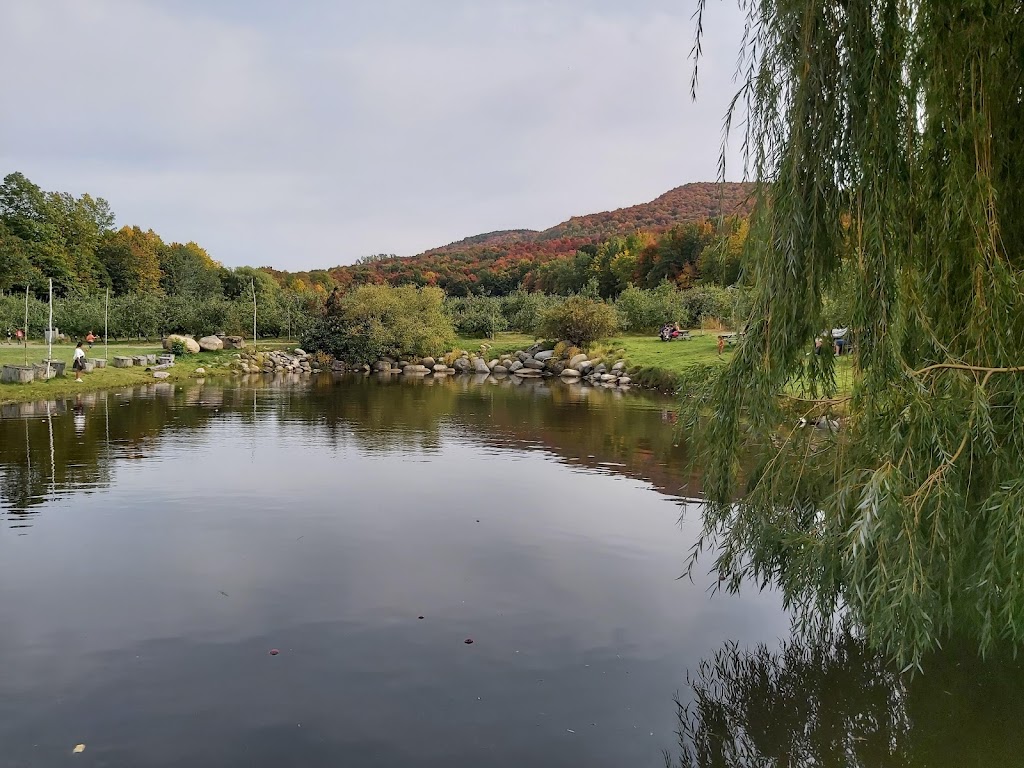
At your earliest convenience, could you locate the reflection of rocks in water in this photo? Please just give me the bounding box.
[667,627,1024,767]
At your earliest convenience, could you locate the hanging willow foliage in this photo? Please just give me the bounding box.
[685,0,1024,665]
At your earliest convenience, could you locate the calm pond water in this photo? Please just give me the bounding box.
[0,374,1022,767]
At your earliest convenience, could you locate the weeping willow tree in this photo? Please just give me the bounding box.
[684,0,1024,665]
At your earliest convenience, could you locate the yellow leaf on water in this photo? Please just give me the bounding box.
[72,744,85,754]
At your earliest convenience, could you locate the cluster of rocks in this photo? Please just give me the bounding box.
[361,343,632,388]
[163,334,246,354]
[233,349,318,375]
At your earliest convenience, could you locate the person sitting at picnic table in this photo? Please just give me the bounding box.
[660,323,678,341]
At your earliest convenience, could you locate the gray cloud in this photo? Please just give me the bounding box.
[0,0,748,270]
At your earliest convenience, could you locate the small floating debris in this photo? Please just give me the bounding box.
[269,649,280,656]
[72,744,85,754]
[464,638,474,645]
[566,729,575,734]
[418,616,425,620]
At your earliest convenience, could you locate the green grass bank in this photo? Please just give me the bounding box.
[0,342,245,404]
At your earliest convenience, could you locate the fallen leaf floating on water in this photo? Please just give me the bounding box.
[464,638,474,645]
[72,744,85,754]
[269,649,280,656]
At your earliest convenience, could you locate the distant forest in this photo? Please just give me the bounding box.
[1,172,752,302]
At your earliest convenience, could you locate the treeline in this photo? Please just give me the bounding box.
[290,216,748,298]
[0,171,325,338]
[0,292,316,341]
[446,283,742,338]
[0,171,751,342]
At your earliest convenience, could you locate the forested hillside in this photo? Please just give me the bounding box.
[314,182,753,295]
[0,171,750,315]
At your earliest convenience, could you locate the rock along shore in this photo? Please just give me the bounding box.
[229,342,633,389]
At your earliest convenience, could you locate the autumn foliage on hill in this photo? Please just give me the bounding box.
[298,182,754,296]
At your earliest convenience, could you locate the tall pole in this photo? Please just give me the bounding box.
[23,285,28,366]
[46,278,53,378]
[251,279,257,352]
[104,287,109,361]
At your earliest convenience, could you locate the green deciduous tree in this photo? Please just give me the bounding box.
[96,226,164,295]
[536,295,617,348]
[685,0,1024,666]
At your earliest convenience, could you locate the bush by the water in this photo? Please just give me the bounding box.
[536,296,617,347]
[303,284,455,363]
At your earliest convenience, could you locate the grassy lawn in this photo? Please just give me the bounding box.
[0,342,245,404]
[597,332,730,369]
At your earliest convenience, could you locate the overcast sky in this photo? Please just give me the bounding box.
[0,0,747,271]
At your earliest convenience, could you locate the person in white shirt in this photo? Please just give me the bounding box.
[72,341,86,382]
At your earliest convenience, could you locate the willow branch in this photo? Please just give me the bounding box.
[910,363,1024,377]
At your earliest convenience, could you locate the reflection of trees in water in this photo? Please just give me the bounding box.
[0,385,218,521]
[1,376,689,526]
[667,627,1024,767]
[250,374,696,497]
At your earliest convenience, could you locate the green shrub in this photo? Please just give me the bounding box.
[536,296,617,348]
[303,284,455,362]
[169,339,188,356]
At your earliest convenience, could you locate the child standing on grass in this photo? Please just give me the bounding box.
[72,341,86,382]
[717,335,726,355]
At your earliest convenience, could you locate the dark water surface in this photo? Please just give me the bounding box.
[1,375,1022,767]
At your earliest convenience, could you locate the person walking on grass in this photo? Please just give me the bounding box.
[72,341,86,382]
[86,330,95,349]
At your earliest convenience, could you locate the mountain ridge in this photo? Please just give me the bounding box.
[310,181,755,294]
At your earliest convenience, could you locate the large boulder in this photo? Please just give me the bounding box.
[421,356,436,369]
[198,335,223,352]
[166,334,201,354]
[472,357,490,375]
[508,360,524,372]
[568,353,588,369]
[221,335,245,349]
[534,350,556,362]
[523,358,545,370]
[560,368,581,378]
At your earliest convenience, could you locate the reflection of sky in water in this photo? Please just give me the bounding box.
[0,379,787,767]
